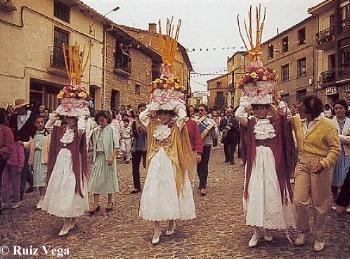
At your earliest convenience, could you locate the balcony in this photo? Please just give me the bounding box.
[339,66,350,80]
[321,70,336,83]
[0,0,16,12]
[316,26,336,50]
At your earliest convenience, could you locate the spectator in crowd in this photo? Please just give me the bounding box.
[120,118,133,164]
[292,95,340,252]
[219,108,240,165]
[1,129,24,209]
[197,104,219,196]
[0,109,14,205]
[42,108,50,123]
[185,106,203,164]
[212,110,221,148]
[336,168,350,214]
[324,104,333,118]
[130,103,147,194]
[330,99,350,211]
[9,99,36,199]
[89,111,120,213]
[28,115,50,209]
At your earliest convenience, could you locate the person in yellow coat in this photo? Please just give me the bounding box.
[292,95,340,252]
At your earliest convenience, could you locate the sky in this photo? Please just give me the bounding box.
[83,0,322,92]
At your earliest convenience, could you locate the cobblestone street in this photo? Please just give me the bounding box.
[1,148,349,258]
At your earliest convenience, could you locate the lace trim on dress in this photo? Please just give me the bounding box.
[254,119,276,140]
[60,128,75,144]
[153,125,171,140]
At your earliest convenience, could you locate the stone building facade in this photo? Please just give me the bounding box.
[0,0,107,110]
[261,16,318,105]
[309,0,350,105]
[207,74,229,110]
[119,24,193,98]
[104,27,161,110]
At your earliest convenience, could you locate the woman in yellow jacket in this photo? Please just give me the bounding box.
[292,95,340,252]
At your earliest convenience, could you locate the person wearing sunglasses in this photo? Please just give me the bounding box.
[196,104,219,196]
[236,95,296,248]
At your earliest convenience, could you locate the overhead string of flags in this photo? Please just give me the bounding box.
[190,69,229,78]
[186,46,246,52]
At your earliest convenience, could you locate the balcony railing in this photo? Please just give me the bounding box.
[316,26,336,45]
[321,70,335,83]
[339,66,350,79]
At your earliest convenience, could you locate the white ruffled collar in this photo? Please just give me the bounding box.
[153,124,171,140]
[60,128,75,144]
[254,119,276,140]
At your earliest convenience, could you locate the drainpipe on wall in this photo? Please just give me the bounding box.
[103,24,115,110]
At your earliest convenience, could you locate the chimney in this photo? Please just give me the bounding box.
[148,23,157,33]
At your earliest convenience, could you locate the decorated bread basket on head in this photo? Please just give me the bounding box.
[148,18,186,112]
[55,42,91,117]
[236,5,279,107]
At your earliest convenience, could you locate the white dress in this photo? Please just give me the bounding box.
[42,128,89,218]
[243,119,295,229]
[138,107,196,221]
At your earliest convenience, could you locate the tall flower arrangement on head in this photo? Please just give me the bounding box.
[236,5,278,89]
[149,17,186,109]
[57,41,91,100]
[150,17,184,93]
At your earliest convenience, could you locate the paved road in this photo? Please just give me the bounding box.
[1,148,349,258]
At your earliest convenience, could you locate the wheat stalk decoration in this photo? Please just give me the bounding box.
[237,4,266,64]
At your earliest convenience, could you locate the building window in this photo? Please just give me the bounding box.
[339,39,350,77]
[52,27,69,68]
[216,91,224,108]
[54,1,70,23]
[268,44,274,58]
[135,84,141,95]
[111,89,120,110]
[115,43,131,74]
[298,28,306,45]
[281,64,289,82]
[297,57,307,78]
[282,37,288,52]
[216,82,222,88]
[328,54,336,70]
[340,3,350,32]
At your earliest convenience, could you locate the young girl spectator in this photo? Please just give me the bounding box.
[28,115,50,209]
[89,111,119,213]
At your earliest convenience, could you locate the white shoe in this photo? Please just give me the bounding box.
[10,201,20,209]
[294,233,307,246]
[313,240,325,252]
[346,207,350,214]
[59,222,71,237]
[165,222,176,236]
[331,206,336,211]
[36,198,44,210]
[151,230,161,245]
[264,230,273,242]
[248,231,261,247]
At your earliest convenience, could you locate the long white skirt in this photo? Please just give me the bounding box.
[243,146,296,229]
[42,148,89,218]
[139,148,196,221]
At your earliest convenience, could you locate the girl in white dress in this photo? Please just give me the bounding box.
[42,114,89,236]
[139,103,196,244]
[236,98,296,247]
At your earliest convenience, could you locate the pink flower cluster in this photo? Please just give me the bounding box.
[238,65,278,88]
